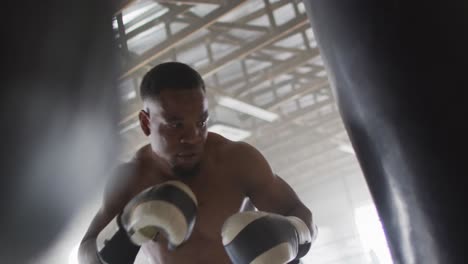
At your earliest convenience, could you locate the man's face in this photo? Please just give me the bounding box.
[140,88,209,176]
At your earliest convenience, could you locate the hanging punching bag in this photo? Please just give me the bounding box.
[303,1,467,263]
[0,1,120,263]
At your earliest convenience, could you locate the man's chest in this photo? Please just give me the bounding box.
[135,158,247,241]
[183,167,246,240]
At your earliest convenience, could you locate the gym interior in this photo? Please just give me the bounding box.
[2,0,465,264]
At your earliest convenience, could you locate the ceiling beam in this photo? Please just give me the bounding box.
[241,76,327,109]
[238,78,300,102]
[264,45,304,54]
[266,78,329,110]
[120,0,248,79]
[235,48,320,98]
[212,22,269,32]
[235,0,293,25]
[153,0,220,4]
[155,0,295,63]
[125,5,191,41]
[198,14,310,78]
[213,56,320,91]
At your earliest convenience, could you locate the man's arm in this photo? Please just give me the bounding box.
[79,210,115,264]
[237,142,316,238]
[78,163,135,264]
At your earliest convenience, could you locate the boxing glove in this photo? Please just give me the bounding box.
[96,181,198,264]
[221,211,317,264]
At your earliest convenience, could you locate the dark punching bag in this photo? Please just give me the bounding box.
[303,1,467,264]
[0,1,121,263]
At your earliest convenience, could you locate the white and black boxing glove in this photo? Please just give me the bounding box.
[221,211,318,264]
[96,181,198,264]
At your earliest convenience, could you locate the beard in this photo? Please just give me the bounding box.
[171,162,201,179]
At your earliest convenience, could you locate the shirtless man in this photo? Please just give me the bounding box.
[78,62,317,264]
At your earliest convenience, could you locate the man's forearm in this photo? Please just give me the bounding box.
[78,238,101,264]
[286,203,317,240]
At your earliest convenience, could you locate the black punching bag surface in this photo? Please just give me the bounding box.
[0,1,119,263]
[303,1,467,264]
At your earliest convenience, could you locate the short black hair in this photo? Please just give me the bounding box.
[140,62,205,101]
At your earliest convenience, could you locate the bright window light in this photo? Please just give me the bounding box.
[68,244,79,264]
[126,8,169,33]
[128,23,165,43]
[120,121,140,134]
[217,96,279,122]
[122,2,158,24]
[355,204,393,264]
[338,144,355,155]
[208,124,251,141]
[123,90,137,100]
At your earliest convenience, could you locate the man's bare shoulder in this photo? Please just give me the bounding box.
[103,161,138,204]
[132,144,153,163]
[207,132,238,155]
[104,146,153,206]
[110,145,151,185]
[207,132,261,165]
[207,132,231,150]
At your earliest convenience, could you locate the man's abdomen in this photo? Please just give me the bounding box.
[142,233,231,264]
